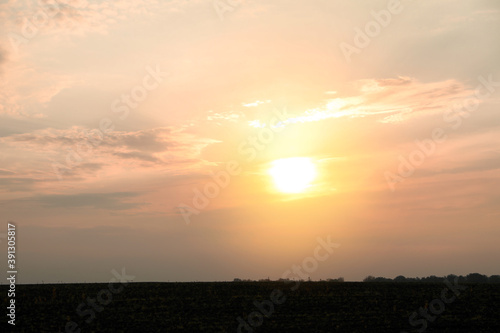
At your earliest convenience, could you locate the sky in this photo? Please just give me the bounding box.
[0,0,499,283]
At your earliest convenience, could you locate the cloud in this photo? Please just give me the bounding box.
[0,176,39,192]
[49,162,106,180]
[101,128,174,153]
[3,126,174,157]
[0,162,105,193]
[374,77,413,87]
[33,191,144,210]
[415,129,500,177]
[1,0,201,41]
[242,100,271,107]
[0,125,219,183]
[0,169,15,176]
[0,61,74,118]
[0,47,6,68]
[245,77,476,127]
[112,151,160,163]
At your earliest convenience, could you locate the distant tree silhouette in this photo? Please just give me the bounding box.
[394,275,407,282]
[446,274,458,282]
[467,273,488,283]
[489,275,500,283]
[327,277,344,282]
[421,275,442,283]
[361,273,499,283]
[373,277,392,282]
[235,273,499,283]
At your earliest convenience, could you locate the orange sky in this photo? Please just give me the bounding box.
[0,0,499,283]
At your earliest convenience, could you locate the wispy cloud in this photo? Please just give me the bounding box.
[247,77,475,128]
[242,100,271,107]
[0,125,219,185]
[0,61,74,118]
[33,191,144,210]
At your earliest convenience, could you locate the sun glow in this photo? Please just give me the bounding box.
[269,157,317,193]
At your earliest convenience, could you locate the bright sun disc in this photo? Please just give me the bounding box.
[269,157,317,193]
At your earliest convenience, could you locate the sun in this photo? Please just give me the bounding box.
[268,157,317,193]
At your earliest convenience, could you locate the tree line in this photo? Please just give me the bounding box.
[233,273,500,283]
[363,273,500,283]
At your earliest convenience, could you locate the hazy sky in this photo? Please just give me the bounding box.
[1,0,499,283]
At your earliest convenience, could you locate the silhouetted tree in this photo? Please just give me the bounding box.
[327,277,344,282]
[394,275,407,282]
[360,273,497,283]
[489,275,500,283]
[373,277,392,282]
[467,273,488,283]
[421,275,442,283]
[446,274,458,282]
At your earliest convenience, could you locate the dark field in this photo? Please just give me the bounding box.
[2,282,500,332]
